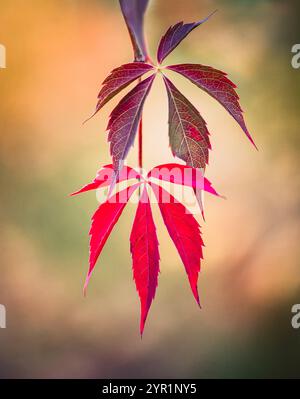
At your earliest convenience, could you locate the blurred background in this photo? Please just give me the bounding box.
[0,0,300,378]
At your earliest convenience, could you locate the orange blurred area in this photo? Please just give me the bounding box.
[0,0,300,378]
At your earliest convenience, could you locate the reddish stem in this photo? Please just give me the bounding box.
[137,76,143,196]
[138,117,143,172]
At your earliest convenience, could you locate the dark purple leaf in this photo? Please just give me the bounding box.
[163,75,211,169]
[107,74,155,185]
[88,63,154,120]
[167,63,256,147]
[119,0,150,62]
[157,10,217,64]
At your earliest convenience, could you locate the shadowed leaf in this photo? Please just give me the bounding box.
[157,11,216,64]
[167,63,256,147]
[108,74,155,186]
[88,63,154,120]
[163,76,211,169]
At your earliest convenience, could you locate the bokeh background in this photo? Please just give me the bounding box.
[1,0,300,378]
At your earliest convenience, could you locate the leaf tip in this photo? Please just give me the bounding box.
[140,320,145,338]
[83,286,87,297]
[243,126,258,150]
[83,272,92,297]
[82,110,98,125]
[248,135,258,151]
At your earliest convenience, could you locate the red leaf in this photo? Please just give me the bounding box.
[119,0,150,62]
[150,182,203,305]
[157,11,217,64]
[163,76,211,169]
[70,165,140,196]
[85,183,140,294]
[167,64,256,148]
[148,163,221,220]
[130,186,160,336]
[90,63,154,119]
[147,163,220,197]
[108,74,155,184]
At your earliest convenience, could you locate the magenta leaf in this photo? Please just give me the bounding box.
[108,74,155,185]
[163,75,211,169]
[157,11,216,64]
[150,182,203,305]
[167,64,256,148]
[89,63,154,120]
[130,185,160,336]
[148,163,213,219]
[147,163,219,197]
[70,165,140,196]
[85,183,140,294]
[119,0,150,62]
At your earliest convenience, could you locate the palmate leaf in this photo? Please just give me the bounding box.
[73,1,256,335]
[150,182,204,306]
[85,183,140,294]
[130,185,160,336]
[107,74,155,184]
[72,162,218,333]
[90,63,154,119]
[157,11,217,64]
[167,63,256,148]
[163,75,211,169]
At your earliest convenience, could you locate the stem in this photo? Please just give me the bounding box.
[138,76,143,173]
[138,117,143,172]
[137,114,143,197]
[137,77,143,196]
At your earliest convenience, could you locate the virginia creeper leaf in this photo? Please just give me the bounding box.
[147,163,219,197]
[70,165,140,196]
[108,74,155,185]
[91,63,154,119]
[119,0,150,62]
[150,182,203,305]
[130,186,160,336]
[167,64,256,147]
[163,75,211,169]
[157,11,217,64]
[85,183,140,294]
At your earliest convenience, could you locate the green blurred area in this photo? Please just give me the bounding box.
[0,0,300,378]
